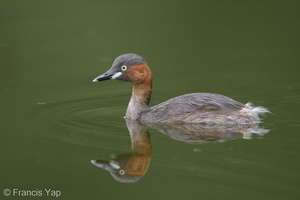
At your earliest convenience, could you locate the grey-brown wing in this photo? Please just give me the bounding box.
[149,93,244,117]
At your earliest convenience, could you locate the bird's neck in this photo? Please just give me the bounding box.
[126,78,152,120]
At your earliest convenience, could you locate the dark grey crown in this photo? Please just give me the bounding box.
[112,53,146,67]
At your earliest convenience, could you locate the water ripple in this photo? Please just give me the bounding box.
[30,95,129,147]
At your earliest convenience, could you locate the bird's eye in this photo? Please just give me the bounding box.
[119,169,125,175]
[121,65,127,71]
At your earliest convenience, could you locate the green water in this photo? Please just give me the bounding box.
[1,1,300,199]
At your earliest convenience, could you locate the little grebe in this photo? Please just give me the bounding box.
[93,53,269,124]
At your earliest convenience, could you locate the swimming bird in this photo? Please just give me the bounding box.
[93,53,269,124]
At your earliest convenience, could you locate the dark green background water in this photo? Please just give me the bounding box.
[1,1,300,199]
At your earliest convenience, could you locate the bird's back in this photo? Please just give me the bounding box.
[139,93,263,124]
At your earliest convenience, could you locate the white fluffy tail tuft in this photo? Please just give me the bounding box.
[241,103,270,121]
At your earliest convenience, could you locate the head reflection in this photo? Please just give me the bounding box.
[91,120,151,183]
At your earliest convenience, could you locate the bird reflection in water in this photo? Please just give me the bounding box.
[146,122,269,144]
[91,120,152,183]
[91,120,268,183]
